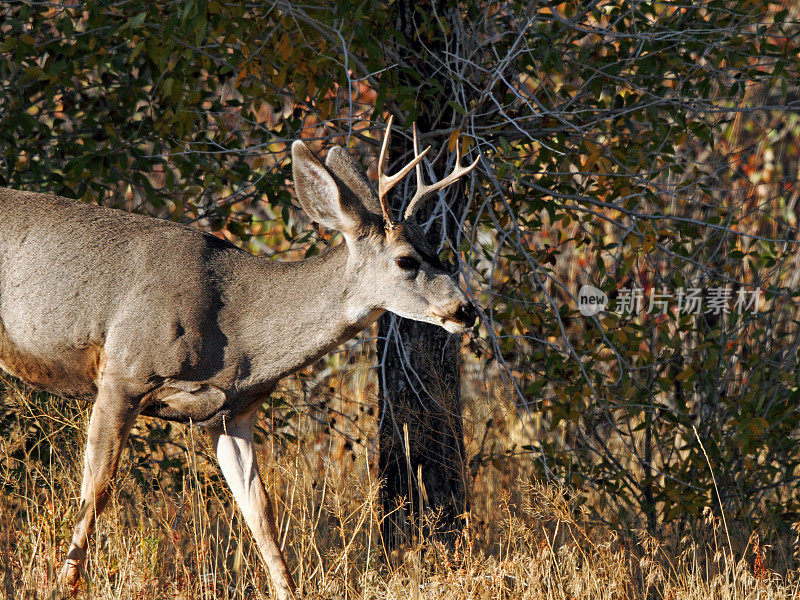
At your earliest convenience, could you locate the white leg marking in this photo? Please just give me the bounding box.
[210,410,297,600]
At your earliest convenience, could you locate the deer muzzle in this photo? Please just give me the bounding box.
[451,303,477,328]
[432,301,478,332]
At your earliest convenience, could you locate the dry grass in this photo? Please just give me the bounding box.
[2,373,800,600]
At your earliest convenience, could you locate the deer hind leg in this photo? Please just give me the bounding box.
[209,409,297,600]
[59,381,138,589]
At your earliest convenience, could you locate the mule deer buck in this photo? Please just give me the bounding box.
[0,118,478,599]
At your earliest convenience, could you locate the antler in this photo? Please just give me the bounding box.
[377,115,430,229]
[403,124,480,221]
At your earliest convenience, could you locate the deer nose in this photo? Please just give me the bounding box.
[453,303,477,327]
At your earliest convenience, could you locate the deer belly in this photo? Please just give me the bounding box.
[0,323,104,397]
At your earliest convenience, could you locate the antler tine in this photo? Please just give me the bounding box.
[404,130,480,221]
[404,123,431,219]
[377,115,430,229]
[376,116,395,226]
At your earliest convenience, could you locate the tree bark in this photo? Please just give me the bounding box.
[377,0,469,554]
[377,314,468,551]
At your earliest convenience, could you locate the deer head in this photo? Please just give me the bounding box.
[291,118,479,333]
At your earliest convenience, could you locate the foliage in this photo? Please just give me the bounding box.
[2,0,800,530]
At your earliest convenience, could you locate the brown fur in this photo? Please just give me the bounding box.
[0,319,103,397]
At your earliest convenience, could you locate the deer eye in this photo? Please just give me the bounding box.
[395,256,420,271]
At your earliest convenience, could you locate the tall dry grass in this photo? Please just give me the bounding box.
[2,368,799,600]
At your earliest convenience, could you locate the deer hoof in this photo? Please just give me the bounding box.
[58,560,82,594]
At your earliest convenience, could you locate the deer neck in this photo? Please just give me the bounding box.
[228,243,382,391]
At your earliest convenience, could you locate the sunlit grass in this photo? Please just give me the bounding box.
[1,375,799,599]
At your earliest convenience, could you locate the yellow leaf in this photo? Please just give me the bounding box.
[278,34,292,61]
[448,129,461,153]
[235,67,247,88]
[582,140,602,171]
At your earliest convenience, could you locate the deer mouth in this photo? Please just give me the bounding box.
[431,305,477,333]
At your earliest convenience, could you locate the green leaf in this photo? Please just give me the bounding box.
[446,100,467,116]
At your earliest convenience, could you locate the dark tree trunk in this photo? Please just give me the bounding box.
[377,315,468,550]
[377,0,469,554]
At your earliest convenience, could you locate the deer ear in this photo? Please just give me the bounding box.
[325,146,382,217]
[292,141,361,233]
